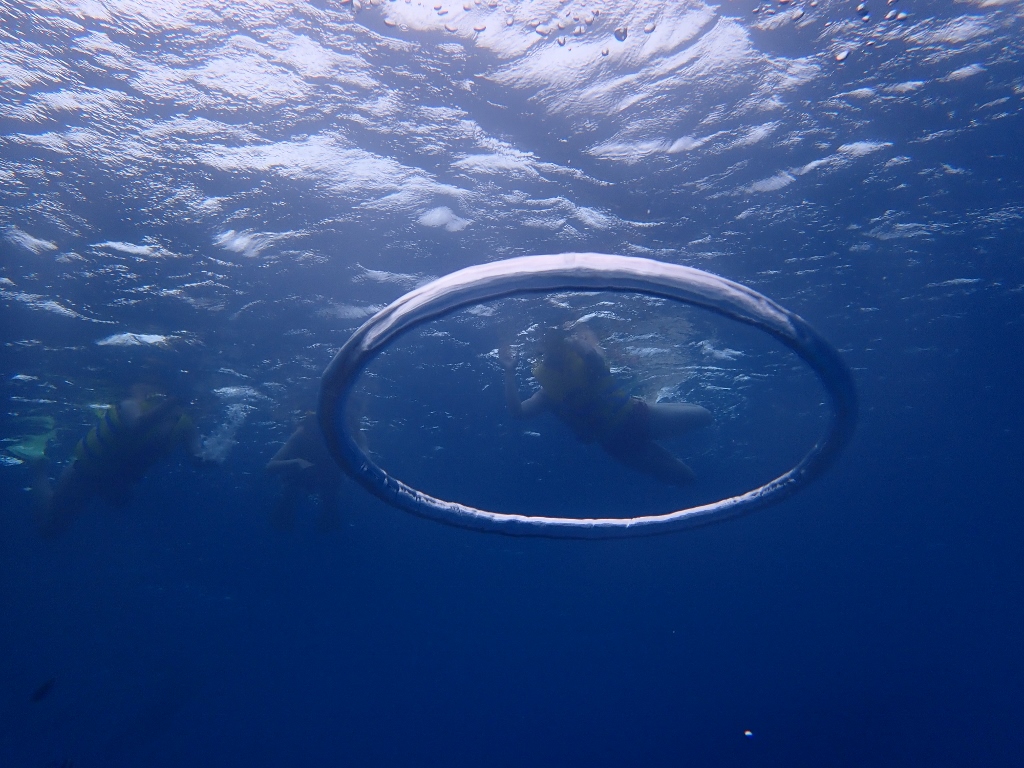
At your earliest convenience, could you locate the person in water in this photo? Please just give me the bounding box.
[265,412,343,531]
[501,329,713,487]
[32,386,205,537]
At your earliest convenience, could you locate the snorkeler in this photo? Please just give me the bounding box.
[500,329,712,487]
[31,386,206,537]
[265,412,343,531]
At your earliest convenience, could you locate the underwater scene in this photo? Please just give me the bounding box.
[1,0,1022,765]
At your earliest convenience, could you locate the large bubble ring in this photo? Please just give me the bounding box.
[319,253,857,538]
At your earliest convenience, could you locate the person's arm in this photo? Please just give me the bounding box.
[500,347,547,419]
[266,457,313,473]
[265,425,314,473]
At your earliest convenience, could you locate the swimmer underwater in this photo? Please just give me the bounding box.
[501,329,713,487]
[264,411,343,531]
[30,385,207,537]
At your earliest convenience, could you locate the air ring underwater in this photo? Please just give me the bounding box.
[319,253,857,538]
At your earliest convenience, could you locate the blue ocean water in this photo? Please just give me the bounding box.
[1,0,1022,765]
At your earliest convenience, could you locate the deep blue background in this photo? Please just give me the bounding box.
[3,290,1022,766]
[2,1,1024,765]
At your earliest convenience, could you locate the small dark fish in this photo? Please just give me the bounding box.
[30,677,56,702]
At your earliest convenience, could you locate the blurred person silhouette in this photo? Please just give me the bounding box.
[501,327,712,487]
[31,385,206,537]
[265,412,343,531]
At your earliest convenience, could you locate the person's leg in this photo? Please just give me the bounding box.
[645,403,712,440]
[602,440,697,486]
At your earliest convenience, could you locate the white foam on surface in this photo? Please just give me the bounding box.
[5,227,58,254]
[96,332,175,346]
[418,206,471,232]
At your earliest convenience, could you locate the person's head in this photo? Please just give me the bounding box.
[115,351,198,408]
[129,382,165,402]
[533,327,606,398]
[538,328,576,372]
[539,326,604,372]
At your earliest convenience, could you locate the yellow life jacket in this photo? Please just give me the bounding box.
[73,395,190,473]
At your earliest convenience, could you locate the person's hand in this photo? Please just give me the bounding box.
[498,346,518,372]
